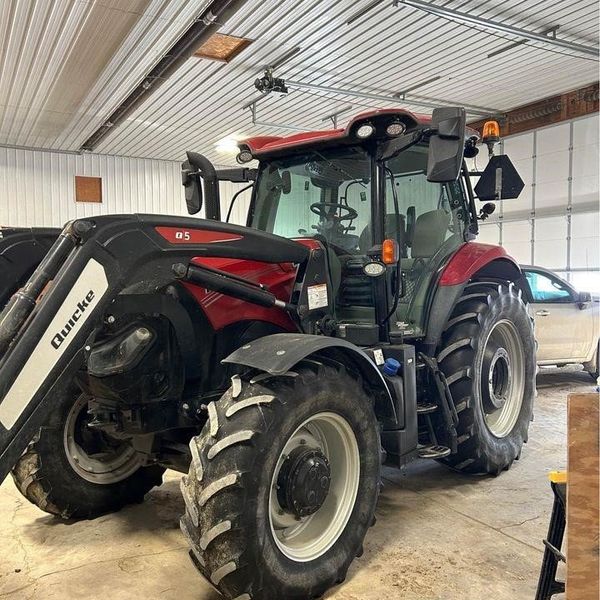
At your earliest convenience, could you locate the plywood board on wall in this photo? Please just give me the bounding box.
[75,176,102,203]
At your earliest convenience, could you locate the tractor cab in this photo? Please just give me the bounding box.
[232,108,520,343]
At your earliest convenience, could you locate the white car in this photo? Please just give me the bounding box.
[522,265,599,380]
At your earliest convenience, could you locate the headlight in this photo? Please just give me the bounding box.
[363,261,386,277]
[236,150,253,164]
[356,123,375,139]
[386,121,406,136]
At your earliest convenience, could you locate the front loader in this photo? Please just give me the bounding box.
[0,107,535,600]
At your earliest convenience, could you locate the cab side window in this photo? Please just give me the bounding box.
[525,271,573,303]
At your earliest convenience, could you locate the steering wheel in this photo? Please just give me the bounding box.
[310,202,358,222]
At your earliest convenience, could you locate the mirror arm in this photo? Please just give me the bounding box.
[378,130,424,161]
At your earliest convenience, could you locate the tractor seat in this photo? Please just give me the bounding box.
[404,209,450,267]
[359,214,406,253]
[400,209,450,299]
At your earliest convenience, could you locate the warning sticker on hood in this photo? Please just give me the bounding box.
[307,283,328,310]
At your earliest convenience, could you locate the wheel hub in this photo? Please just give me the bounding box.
[64,394,143,484]
[277,446,331,517]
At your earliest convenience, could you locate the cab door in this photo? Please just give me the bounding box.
[525,269,589,362]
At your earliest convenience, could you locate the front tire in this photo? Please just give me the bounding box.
[11,384,164,519]
[180,360,381,600]
[436,281,536,474]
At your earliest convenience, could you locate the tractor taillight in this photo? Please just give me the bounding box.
[382,239,399,265]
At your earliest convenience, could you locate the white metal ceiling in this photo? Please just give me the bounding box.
[1,0,598,165]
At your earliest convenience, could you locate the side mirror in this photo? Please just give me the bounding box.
[427,107,466,183]
[578,291,592,307]
[181,162,203,215]
[181,151,221,219]
[474,155,525,201]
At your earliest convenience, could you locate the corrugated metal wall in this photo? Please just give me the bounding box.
[0,146,251,228]
[0,147,186,227]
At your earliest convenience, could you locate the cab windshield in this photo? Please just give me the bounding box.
[250,143,468,336]
[250,146,372,253]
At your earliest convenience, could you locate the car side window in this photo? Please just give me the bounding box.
[525,271,574,303]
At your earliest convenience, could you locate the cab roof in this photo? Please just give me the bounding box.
[239,108,430,157]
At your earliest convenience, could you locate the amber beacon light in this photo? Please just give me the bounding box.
[481,120,501,156]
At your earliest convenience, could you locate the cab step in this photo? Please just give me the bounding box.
[417,401,438,414]
[418,444,451,459]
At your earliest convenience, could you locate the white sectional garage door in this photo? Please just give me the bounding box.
[476,113,599,293]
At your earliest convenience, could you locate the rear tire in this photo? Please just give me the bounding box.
[436,281,536,474]
[11,384,164,519]
[180,361,381,600]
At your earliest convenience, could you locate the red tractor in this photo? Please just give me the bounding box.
[0,107,535,600]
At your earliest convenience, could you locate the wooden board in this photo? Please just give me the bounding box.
[75,176,102,203]
[567,393,599,600]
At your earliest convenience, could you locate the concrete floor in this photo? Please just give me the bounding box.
[0,366,595,600]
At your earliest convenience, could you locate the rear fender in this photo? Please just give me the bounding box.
[223,333,397,424]
[423,244,527,354]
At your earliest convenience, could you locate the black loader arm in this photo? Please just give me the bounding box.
[0,227,60,307]
[0,214,308,483]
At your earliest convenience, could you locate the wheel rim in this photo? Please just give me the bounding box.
[269,412,360,562]
[480,320,525,438]
[63,394,143,484]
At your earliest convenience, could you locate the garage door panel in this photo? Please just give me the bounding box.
[534,216,568,269]
[571,214,600,269]
[477,223,500,245]
[537,123,570,154]
[573,114,599,148]
[502,221,532,264]
[503,133,533,162]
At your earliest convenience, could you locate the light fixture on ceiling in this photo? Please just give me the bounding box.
[194,33,253,63]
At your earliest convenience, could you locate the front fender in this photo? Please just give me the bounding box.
[223,333,397,422]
